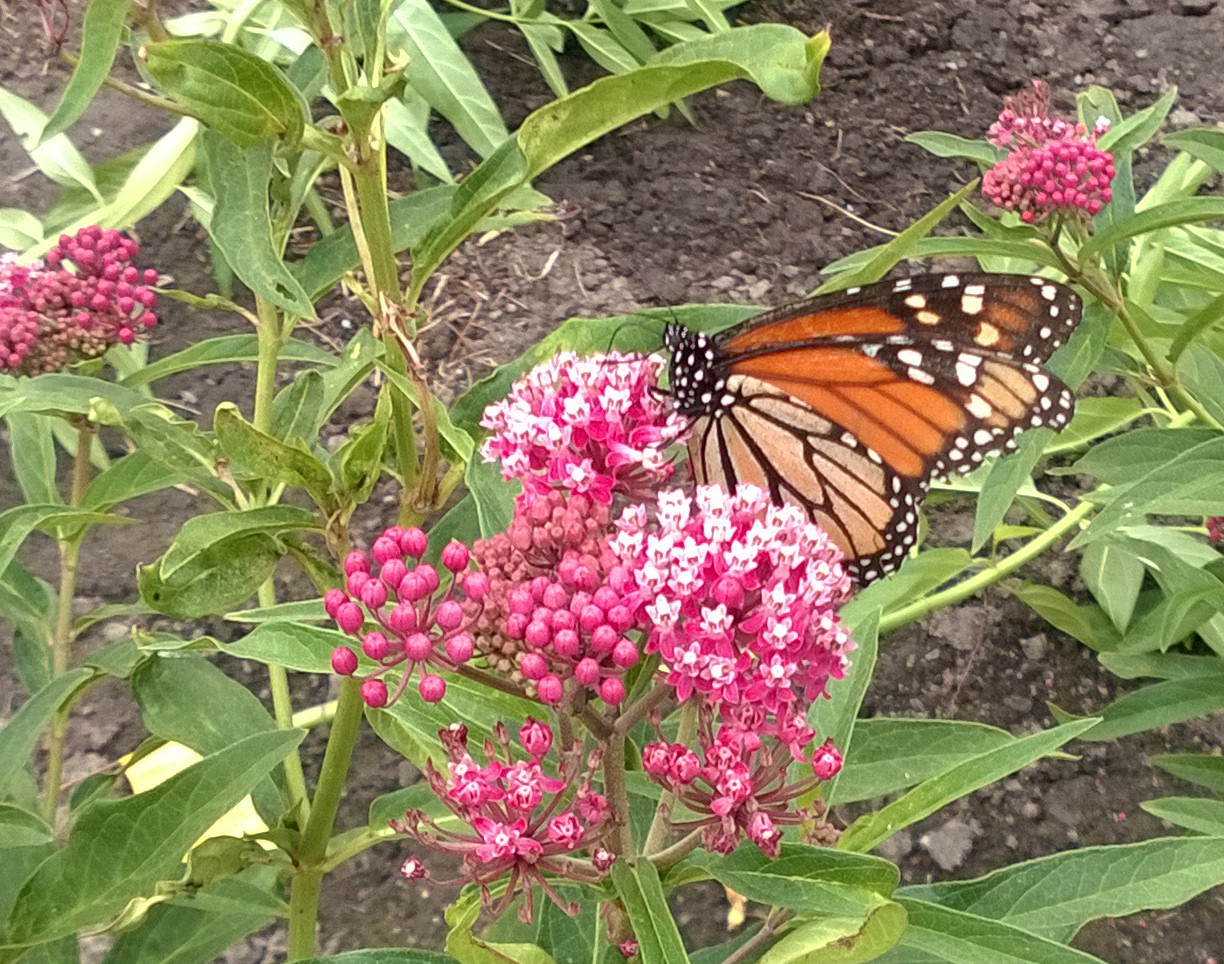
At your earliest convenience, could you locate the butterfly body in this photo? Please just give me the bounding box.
[665,273,1081,584]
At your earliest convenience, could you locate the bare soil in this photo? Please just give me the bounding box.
[2,1,1224,962]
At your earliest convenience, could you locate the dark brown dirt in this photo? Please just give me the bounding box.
[3,1,1224,962]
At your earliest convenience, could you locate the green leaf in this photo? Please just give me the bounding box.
[609,862,690,963]
[830,719,1018,806]
[411,25,828,294]
[1070,426,1219,485]
[971,429,1051,553]
[5,413,60,506]
[1010,583,1120,651]
[1079,196,1224,260]
[0,806,53,849]
[138,533,283,619]
[465,457,517,540]
[1099,651,1221,680]
[809,609,877,805]
[389,0,509,157]
[0,669,94,801]
[40,0,130,141]
[214,403,334,504]
[101,867,280,964]
[158,507,318,583]
[1142,798,1224,835]
[757,903,907,964]
[1096,87,1175,159]
[224,621,351,674]
[684,844,898,915]
[1163,127,1224,173]
[900,836,1224,943]
[333,396,390,503]
[1070,435,1224,546]
[1079,539,1145,632]
[0,208,43,249]
[143,39,306,147]
[849,549,974,627]
[1053,674,1224,741]
[879,898,1111,964]
[445,885,557,964]
[0,504,126,580]
[199,134,315,318]
[903,131,1000,167]
[271,369,326,442]
[1,730,302,948]
[0,87,101,200]
[1177,343,1224,427]
[1051,397,1144,452]
[815,181,978,293]
[838,719,1098,853]
[79,450,183,513]
[385,95,454,183]
[1152,753,1224,793]
[120,335,335,389]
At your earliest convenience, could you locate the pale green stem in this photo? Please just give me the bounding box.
[252,297,312,819]
[288,677,365,960]
[42,421,93,827]
[879,498,1097,634]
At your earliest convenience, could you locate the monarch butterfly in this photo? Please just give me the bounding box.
[664,272,1081,584]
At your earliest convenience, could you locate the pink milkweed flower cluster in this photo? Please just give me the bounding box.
[471,489,645,708]
[644,708,844,857]
[479,351,687,504]
[982,80,1115,224]
[390,721,612,923]
[327,526,489,707]
[611,484,854,741]
[0,228,159,376]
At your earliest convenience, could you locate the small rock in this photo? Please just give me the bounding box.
[876,830,913,863]
[919,819,977,871]
[1020,633,1048,661]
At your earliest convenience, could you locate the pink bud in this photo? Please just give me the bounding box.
[346,571,370,596]
[812,739,843,780]
[435,599,464,631]
[525,620,551,647]
[371,536,401,565]
[336,602,364,635]
[388,603,417,634]
[599,677,626,705]
[440,541,470,572]
[330,647,358,675]
[361,678,389,707]
[611,638,639,668]
[419,674,446,702]
[405,632,433,661]
[380,558,408,588]
[537,674,564,704]
[399,856,428,880]
[591,847,616,872]
[463,572,490,601]
[362,632,391,660]
[575,658,600,687]
[360,579,388,610]
[323,588,347,617]
[520,652,548,680]
[591,624,618,653]
[519,717,554,757]
[445,632,474,664]
[399,527,428,557]
[416,564,440,594]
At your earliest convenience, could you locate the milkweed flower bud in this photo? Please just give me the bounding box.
[0,228,160,376]
[325,526,484,707]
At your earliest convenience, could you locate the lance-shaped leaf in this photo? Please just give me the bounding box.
[1,730,302,948]
[143,40,306,147]
[40,0,130,142]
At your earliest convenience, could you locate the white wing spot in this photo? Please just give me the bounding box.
[973,429,993,445]
[904,293,927,309]
[1041,284,1058,301]
[908,367,936,385]
[893,278,913,292]
[898,348,923,367]
[1032,372,1050,391]
[964,283,986,296]
[955,362,977,386]
[962,294,985,315]
[941,275,960,288]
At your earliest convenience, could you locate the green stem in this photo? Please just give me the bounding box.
[252,298,312,821]
[288,677,366,960]
[1054,247,1222,430]
[879,498,1097,634]
[602,730,633,857]
[42,421,93,827]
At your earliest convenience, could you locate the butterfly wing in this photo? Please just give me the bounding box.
[681,273,1082,583]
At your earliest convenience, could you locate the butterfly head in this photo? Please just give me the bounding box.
[663,323,726,418]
